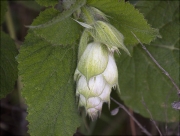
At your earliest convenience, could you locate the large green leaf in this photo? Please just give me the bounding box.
[29,0,86,46]
[33,16,81,46]
[18,31,80,135]
[87,0,160,46]
[0,32,18,98]
[30,0,86,29]
[116,1,179,121]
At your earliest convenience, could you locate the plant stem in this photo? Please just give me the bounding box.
[129,108,136,136]
[131,31,180,96]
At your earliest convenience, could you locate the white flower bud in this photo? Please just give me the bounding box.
[88,21,131,56]
[102,54,118,87]
[74,42,119,120]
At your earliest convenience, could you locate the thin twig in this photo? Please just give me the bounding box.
[129,108,136,136]
[141,96,162,136]
[131,31,180,95]
[164,89,173,135]
[111,97,152,136]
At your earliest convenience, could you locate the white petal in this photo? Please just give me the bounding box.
[103,54,118,86]
[88,75,106,96]
[74,69,81,81]
[87,108,99,121]
[77,76,89,96]
[87,97,101,108]
[99,84,111,102]
[78,94,86,107]
[87,101,103,121]
[94,101,103,111]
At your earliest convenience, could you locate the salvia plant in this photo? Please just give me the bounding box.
[74,6,131,120]
[0,0,179,135]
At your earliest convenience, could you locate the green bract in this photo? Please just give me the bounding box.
[88,21,131,55]
[74,3,131,121]
[78,30,90,60]
[77,42,109,81]
[75,40,120,120]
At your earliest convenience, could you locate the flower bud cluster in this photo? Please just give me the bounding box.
[74,6,130,120]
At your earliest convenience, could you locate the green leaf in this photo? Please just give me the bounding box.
[18,31,80,136]
[29,0,86,46]
[0,32,18,98]
[116,1,179,122]
[1,1,7,24]
[87,0,160,46]
[29,0,86,29]
[33,16,81,45]
[35,0,58,7]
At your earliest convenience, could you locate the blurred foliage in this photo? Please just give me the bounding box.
[116,0,179,121]
[0,32,18,99]
[0,1,18,99]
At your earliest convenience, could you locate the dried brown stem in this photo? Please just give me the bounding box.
[141,97,162,136]
[129,108,136,136]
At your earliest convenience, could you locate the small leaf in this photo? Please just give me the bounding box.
[0,32,18,98]
[18,31,80,136]
[87,0,160,46]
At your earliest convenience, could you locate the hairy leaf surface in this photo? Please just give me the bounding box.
[30,8,82,46]
[18,31,80,135]
[29,0,86,46]
[116,1,179,121]
[30,0,86,29]
[0,32,18,98]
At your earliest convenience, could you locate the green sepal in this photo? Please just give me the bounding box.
[88,21,130,55]
[78,29,90,60]
[87,0,160,45]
